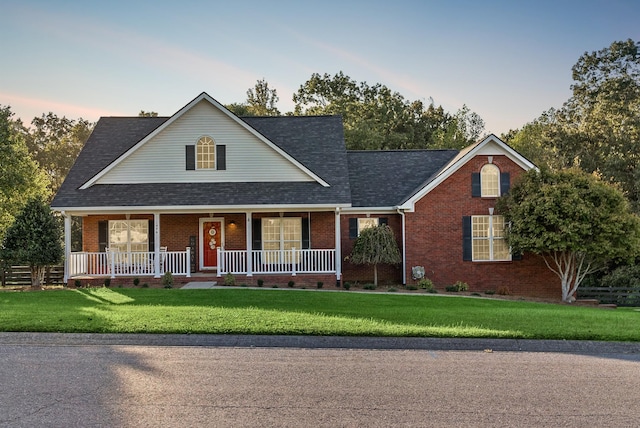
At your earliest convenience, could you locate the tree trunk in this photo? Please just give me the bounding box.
[373,263,378,286]
[30,266,44,289]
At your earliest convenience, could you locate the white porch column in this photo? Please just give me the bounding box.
[63,212,71,282]
[246,211,253,276]
[153,213,161,278]
[334,208,342,284]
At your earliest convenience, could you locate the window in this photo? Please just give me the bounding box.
[262,218,302,251]
[481,164,500,197]
[471,215,510,261]
[108,220,149,253]
[196,136,215,169]
[358,218,379,234]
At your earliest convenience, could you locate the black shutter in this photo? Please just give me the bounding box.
[185,145,195,170]
[302,217,310,249]
[462,216,472,261]
[98,221,108,252]
[471,173,481,197]
[500,172,510,195]
[252,219,262,250]
[216,145,226,170]
[349,218,358,239]
[148,219,154,252]
[379,217,388,226]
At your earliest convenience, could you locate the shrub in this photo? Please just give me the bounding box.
[257,279,264,287]
[133,277,140,287]
[363,283,377,290]
[405,285,418,290]
[142,283,149,288]
[387,287,397,292]
[496,285,511,295]
[343,282,351,290]
[446,281,469,292]
[418,278,434,291]
[162,272,173,289]
[485,290,495,295]
[287,280,295,288]
[103,278,111,287]
[224,273,236,286]
[600,264,640,289]
[316,281,323,289]
[74,279,82,288]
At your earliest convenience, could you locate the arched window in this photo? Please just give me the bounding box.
[196,136,215,169]
[480,164,500,197]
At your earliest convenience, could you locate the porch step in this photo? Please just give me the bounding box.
[181,281,218,289]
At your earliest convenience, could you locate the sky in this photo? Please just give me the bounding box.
[1,0,639,136]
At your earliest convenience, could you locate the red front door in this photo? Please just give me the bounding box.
[202,221,222,268]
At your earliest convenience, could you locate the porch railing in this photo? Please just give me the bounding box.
[218,248,335,276]
[68,248,191,278]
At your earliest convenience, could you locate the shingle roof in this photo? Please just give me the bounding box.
[347,150,459,207]
[51,115,353,209]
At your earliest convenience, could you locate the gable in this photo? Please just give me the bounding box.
[398,135,535,211]
[92,99,314,185]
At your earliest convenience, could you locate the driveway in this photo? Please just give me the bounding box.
[0,334,639,427]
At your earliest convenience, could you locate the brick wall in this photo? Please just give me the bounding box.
[404,155,560,299]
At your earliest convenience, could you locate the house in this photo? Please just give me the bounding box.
[51,92,559,298]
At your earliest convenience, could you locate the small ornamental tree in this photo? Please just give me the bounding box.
[0,197,63,288]
[348,224,401,286]
[497,168,640,302]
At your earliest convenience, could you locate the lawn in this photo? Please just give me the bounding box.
[0,287,638,341]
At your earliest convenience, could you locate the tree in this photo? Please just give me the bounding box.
[24,113,94,196]
[497,168,640,302]
[507,40,640,211]
[0,106,50,241]
[348,225,402,286]
[293,72,483,150]
[138,110,159,117]
[0,197,63,288]
[226,79,281,116]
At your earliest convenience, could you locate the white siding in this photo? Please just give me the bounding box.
[96,101,313,184]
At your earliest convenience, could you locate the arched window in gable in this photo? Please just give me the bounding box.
[196,136,215,169]
[480,164,500,197]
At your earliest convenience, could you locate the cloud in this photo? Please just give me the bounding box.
[0,92,124,122]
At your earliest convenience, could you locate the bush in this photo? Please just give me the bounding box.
[287,280,295,288]
[74,279,82,288]
[317,281,324,289]
[343,282,351,290]
[224,273,236,286]
[257,279,264,287]
[496,286,511,296]
[142,283,149,288]
[133,277,140,287]
[600,264,640,289]
[446,281,469,292]
[405,285,418,290]
[103,278,111,287]
[363,283,376,290]
[162,272,173,289]
[418,278,434,291]
[387,287,397,292]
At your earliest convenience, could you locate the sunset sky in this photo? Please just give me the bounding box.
[2,0,638,135]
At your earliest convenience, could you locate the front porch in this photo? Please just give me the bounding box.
[68,248,191,278]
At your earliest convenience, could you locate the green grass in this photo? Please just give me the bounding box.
[0,288,638,341]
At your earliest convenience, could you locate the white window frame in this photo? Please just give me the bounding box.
[471,215,511,261]
[480,164,500,197]
[357,218,379,235]
[262,218,302,251]
[196,136,215,170]
[108,220,149,253]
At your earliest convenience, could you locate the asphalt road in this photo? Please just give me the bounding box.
[0,334,639,427]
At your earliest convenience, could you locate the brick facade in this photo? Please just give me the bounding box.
[404,155,560,299]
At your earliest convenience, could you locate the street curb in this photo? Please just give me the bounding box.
[0,332,639,354]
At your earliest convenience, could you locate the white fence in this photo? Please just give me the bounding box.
[69,249,191,278]
[218,248,335,276]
